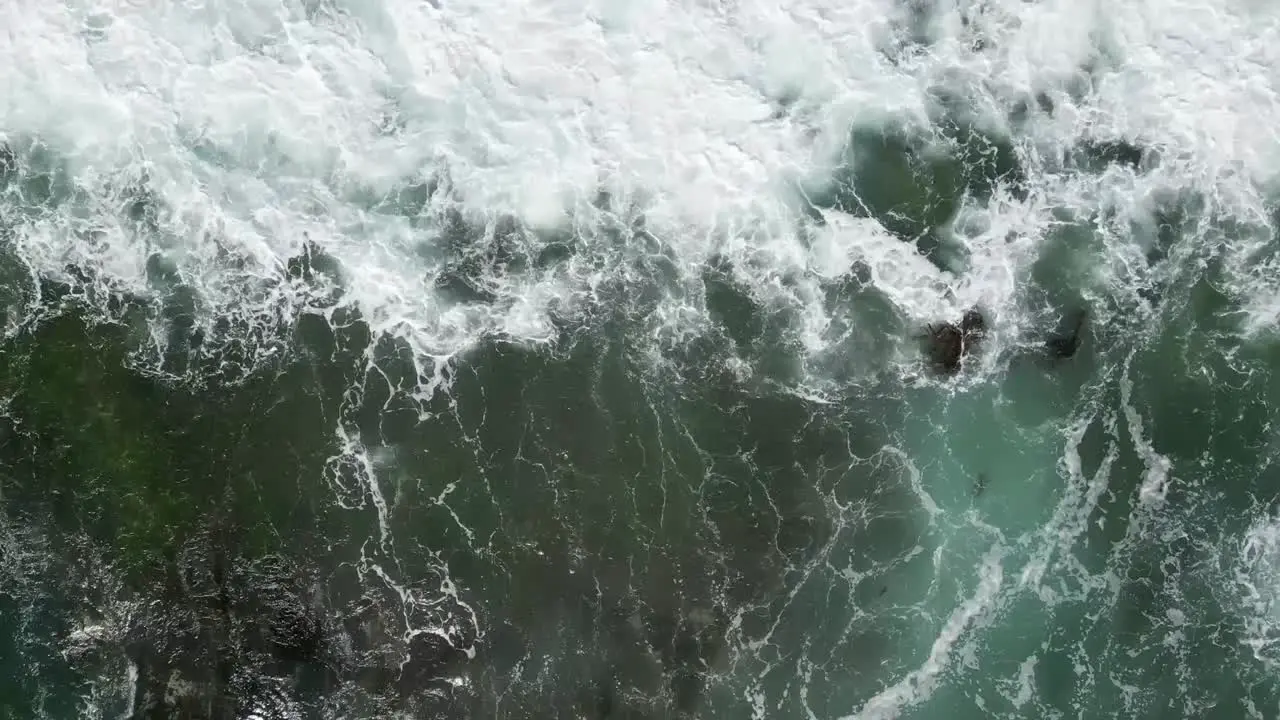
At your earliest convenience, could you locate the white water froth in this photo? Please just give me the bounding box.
[1,0,1277,379]
[1235,509,1280,671]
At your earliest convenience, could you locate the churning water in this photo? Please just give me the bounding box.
[2,0,1280,717]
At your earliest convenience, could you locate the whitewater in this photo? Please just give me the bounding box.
[2,0,1280,717]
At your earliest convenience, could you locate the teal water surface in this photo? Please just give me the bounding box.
[3,1,1280,719]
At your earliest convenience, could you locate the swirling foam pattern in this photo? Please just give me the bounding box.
[2,0,1280,718]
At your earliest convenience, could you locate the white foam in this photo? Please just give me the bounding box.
[3,0,1279,378]
[1119,352,1174,509]
[812,210,953,319]
[1234,508,1280,671]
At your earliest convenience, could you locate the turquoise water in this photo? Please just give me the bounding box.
[3,0,1280,718]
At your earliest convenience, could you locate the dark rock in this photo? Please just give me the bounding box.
[929,323,964,371]
[961,308,985,335]
[1080,140,1145,169]
[434,263,499,304]
[924,306,986,373]
[285,234,340,285]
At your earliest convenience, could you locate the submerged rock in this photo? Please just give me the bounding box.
[1046,308,1088,359]
[923,306,1087,373]
[924,307,986,373]
[1077,140,1149,171]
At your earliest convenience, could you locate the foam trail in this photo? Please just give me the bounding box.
[847,545,1005,720]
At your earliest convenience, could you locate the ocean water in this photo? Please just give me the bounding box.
[2,0,1280,718]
